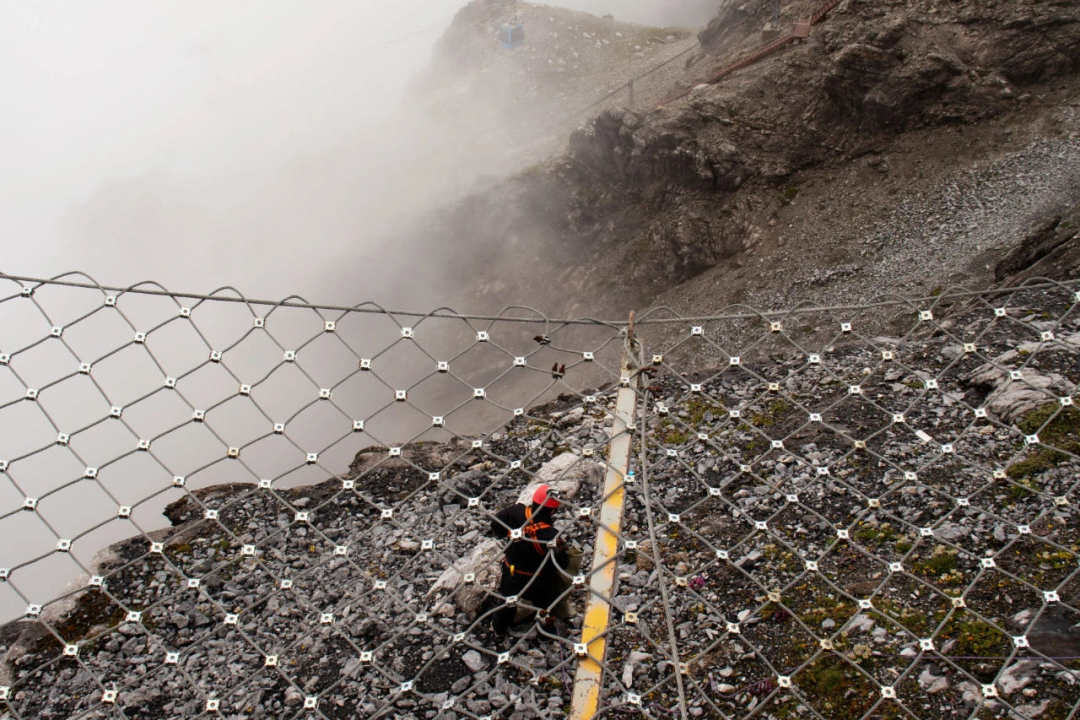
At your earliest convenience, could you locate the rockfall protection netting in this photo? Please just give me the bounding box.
[0,272,1078,720]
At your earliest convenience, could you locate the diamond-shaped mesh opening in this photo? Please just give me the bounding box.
[188,456,261,494]
[0,514,60,577]
[290,330,365,389]
[973,474,1059,528]
[0,368,27,409]
[817,539,891,593]
[843,610,917,687]
[969,572,1046,628]
[737,531,812,591]
[4,338,80,397]
[742,603,820,674]
[93,452,173,507]
[0,481,22,517]
[872,572,953,639]
[265,397,345,449]
[793,651,882,719]
[5,445,87,501]
[116,389,196,444]
[770,503,839,555]
[997,535,1078,591]
[35,483,118,545]
[0,403,65,466]
[60,421,140,477]
[173,360,244,413]
[903,525,971,572]
[879,485,956,534]
[1040,510,1080,553]
[893,670,970,719]
[934,609,1013,683]
[200,397,278,453]
[102,549,182,612]
[35,375,115,439]
[142,318,214,378]
[83,343,170,409]
[0,286,53,336]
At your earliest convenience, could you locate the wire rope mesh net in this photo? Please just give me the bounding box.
[0,273,631,719]
[600,280,1080,719]
[0,273,1078,719]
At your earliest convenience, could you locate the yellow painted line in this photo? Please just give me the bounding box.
[570,349,637,719]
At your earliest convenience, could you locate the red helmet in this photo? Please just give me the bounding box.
[532,484,560,509]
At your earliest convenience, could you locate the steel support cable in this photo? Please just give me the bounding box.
[0,271,624,328]
[637,385,690,719]
[565,41,699,117]
[569,328,639,719]
[583,389,691,719]
[633,277,1080,325]
[6,270,1080,327]
[447,37,701,155]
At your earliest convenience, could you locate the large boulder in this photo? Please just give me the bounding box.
[568,109,749,192]
[429,538,504,616]
[995,207,1080,281]
[967,343,1078,423]
[515,451,603,505]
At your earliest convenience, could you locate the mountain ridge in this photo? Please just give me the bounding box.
[393,0,1080,319]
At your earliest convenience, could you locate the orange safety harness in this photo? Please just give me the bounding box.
[503,506,553,577]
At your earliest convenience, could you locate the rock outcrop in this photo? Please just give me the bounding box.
[399,0,1080,319]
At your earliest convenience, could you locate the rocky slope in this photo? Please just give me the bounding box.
[405,0,697,182]
[398,0,1080,319]
[4,2,1080,719]
[3,283,1079,719]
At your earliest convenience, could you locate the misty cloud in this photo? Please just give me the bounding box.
[0,0,721,623]
[2,0,715,302]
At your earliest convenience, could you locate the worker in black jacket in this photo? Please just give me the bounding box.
[488,484,572,634]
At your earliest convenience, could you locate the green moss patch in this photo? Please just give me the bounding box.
[1006,404,1080,480]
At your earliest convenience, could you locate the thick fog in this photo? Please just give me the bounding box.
[2,0,716,303]
[0,0,718,623]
